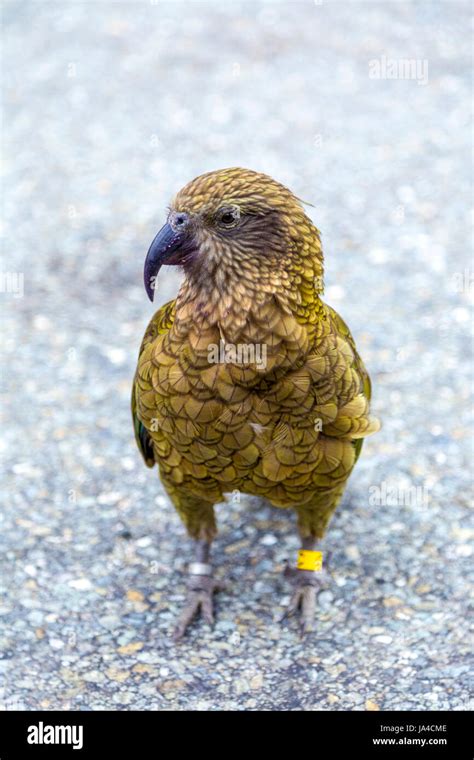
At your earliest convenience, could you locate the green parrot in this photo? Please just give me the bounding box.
[132,168,380,637]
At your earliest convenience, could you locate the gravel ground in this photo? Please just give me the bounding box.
[1,0,472,711]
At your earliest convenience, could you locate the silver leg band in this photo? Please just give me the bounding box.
[188,562,212,576]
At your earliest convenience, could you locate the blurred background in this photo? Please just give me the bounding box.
[1,0,472,710]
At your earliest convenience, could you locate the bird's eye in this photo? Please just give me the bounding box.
[173,212,188,227]
[216,206,240,228]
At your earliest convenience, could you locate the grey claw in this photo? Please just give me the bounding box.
[172,592,201,641]
[201,593,214,625]
[281,578,319,632]
[171,576,224,640]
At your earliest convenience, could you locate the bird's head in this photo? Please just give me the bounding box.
[144,167,323,302]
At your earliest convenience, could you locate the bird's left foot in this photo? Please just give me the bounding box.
[281,566,328,634]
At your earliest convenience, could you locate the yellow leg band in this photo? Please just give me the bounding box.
[297,550,323,571]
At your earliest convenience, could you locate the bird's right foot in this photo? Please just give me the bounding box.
[172,563,225,641]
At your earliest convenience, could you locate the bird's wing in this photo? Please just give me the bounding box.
[131,299,176,467]
[324,303,377,463]
[325,303,372,401]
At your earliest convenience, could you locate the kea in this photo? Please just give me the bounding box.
[132,167,380,638]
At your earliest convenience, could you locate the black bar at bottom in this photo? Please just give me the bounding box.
[0,710,470,758]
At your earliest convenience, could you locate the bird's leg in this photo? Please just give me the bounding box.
[172,539,224,640]
[282,536,328,634]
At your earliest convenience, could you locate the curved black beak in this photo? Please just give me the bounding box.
[143,222,186,302]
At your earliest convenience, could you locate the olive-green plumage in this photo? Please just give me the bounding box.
[133,168,380,548]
